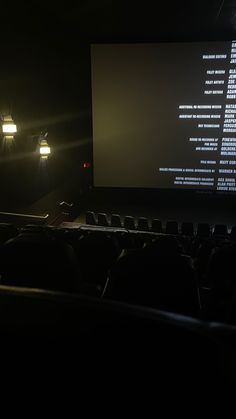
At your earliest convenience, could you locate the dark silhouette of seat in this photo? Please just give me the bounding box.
[114,231,135,249]
[204,244,236,322]
[97,212,110,227]
[230,226,236,241]
[151,218,162,233]
[58,201,74,215]
[111,214,122,228]
[137,217,149,231]
[104,235,200,317]
[0,284,229,387]
[85,211,97,225]
[181,222,194,236]
[0,233,80,293]
[166,220,179,235]
[194,240,215,286]
[197,223,211,238]
[123,216,135,230]
[0,223,18,245]
[74,231,121,288]
[213,224,228,237]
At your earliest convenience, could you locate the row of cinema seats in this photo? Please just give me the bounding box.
[1,220,236,386]
[2,219,236,325]
[0,284,236,387]
[85,211,234,237]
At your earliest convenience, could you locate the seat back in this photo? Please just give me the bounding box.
[85,211,97,225]
[181,222,194,236]
[197,223,211,238]
[213,224,228,237]
[166,220,178,235]
[0,234,80,293]
[137,217,149,231]
[97,212,110,227]
[111,214,122,227]
[123,216,136,230]
[151,219,162,233]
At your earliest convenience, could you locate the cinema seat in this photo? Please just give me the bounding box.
[181,222,194,236]
[213,224,228,237]
[230,226,236,240]
[104,235,200,317]
[0,223,18,245]
[0,234,80,293]
[74,231,121,287]
[0,284,231,387]
[97,212,110,227]
[111,214,122,227]
[85,211,97,225]
[137,217,149,231]
[123,216,136,230]
[151,219,162,233]
[166,220,179,235]
[197,223,211,238]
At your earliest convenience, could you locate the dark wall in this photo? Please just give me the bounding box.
[0,37,93,210]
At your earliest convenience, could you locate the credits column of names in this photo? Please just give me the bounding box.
[159,41,236,191]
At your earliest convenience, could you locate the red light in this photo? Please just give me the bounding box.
[83,162,91,169]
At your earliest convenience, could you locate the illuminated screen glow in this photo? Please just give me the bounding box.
[91,41,236,192]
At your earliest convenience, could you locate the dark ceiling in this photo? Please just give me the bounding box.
[1,0,236,44]
[1,0,236,69]
[1,0,236,127]
[1,1,236,76]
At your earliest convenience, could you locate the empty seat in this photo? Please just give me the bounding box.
[151,219,162,233]
[0,234,80,293]
[197,223,211,238]
[104,235,200,317]
[137,217,149,231]
[213,224,228,237]
[0,223,18,245]
[181,222,194,236]
[166,220,178,235]
[74,231,121,288]
[85,211,97,225]
[123,216,135,230]
[230,226,236,240]
[111,214,122,228]
[0,284,225,388]
[97,212,110,227]
[115,231,135,249]
[205,244,236,322]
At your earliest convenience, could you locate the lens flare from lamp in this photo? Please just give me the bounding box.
[4,135,14,140]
